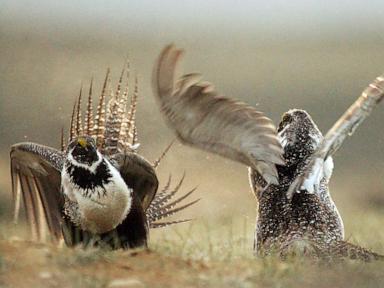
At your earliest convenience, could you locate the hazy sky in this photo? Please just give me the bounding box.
[1,0,384,219]
[2,0,384,39]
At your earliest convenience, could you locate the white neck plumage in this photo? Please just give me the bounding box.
[61,149,133,234]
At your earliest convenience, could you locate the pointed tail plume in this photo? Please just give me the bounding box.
[75,86,83,136]
[152,140,175,169]
[85,78,94,136]
[146,174,199,228]
[69,100,77,142]
[94,69,110,151]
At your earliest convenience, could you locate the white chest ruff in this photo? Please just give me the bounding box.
[62,158,132,234]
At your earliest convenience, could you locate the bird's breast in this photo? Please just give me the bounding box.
[76,179,132,234]
[62,161,133,234]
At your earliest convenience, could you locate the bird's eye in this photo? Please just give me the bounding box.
[282,114,292,124]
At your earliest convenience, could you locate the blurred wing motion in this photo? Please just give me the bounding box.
[288,75,384,198]
[10,143,65,242]
[152,44,284,185]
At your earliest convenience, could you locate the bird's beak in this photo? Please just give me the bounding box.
[77,138,87,148]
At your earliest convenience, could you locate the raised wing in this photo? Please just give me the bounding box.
[111,152,159,211]
[112,153,198,227]
[288,75,384,198]
[152,44,284,185]
[10,143,65,242]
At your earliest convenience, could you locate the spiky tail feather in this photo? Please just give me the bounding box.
[146,174,200,228]
[64,65,139,154]
[325,241,384,262]
[84,79,94,136]
[61,63,198,231]
[152,140,175,169]
[277,238,384,262]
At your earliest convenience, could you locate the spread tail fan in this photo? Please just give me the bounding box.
[63,65,139,155]
[14,59,198,248]
[62,62,198,229]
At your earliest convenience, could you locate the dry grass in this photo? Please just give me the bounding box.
[0,211,383,288]
[0,164,383,288]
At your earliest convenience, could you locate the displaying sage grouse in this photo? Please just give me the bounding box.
[152,44,384,260]
[11,64,198,249]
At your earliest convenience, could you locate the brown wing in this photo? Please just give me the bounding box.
[111,152,159,211]
[10,143,65,242]
[152,44,284,185]
[111,153,199,227]
[288,74,384,198]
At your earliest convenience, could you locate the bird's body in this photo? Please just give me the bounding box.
[61,138,132,234]
[11,65,198,249]
[152,44,384,260]
[250,110,345,256]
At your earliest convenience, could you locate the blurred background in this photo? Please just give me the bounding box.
[0,0,384,248]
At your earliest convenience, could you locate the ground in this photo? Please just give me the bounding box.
[1,213,383,288]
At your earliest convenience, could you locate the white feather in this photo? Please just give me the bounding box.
[323,156,334,182]
[278,127,289,148]
[300,158,323,193]
[300,156,334,194]
[62,157,132,234]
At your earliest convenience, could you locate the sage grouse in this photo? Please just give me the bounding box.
[11,64,198,249]
[152,44,384,260]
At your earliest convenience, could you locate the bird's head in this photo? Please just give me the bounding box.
[277,109,323,166]
[66,136,100,167]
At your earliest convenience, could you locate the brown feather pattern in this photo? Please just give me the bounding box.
[75,86,83,136]
[85,78,94,136]
[63,62,196,226]
[152,44,284,185]
[147,174,198,228]
[288,75,384,198]
[152,140,175,169]
[94,69,110,151]
[69,100,77,143]
[12,60,198,247]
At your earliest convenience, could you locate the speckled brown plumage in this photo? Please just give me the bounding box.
[153,44,384,261]
[252,109,382,261]
[10,62,198,249]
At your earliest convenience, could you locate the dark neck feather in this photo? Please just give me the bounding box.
[66,159,112,191]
